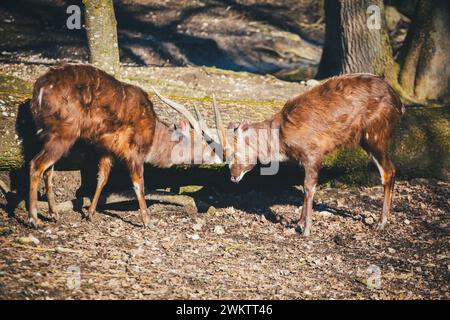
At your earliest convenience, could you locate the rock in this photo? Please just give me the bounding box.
[191,234,200,240]
[404,219,411,225]
[192,223,203,231]
[284,227,296,235]
[0,227,13,237]
[153,257,162,264]
[306,79,320,87]
[18,234,40,246]
[388,247,396,254]
[364,216,375,225]
[317,210,332,217]
[225,207,235,214]
[213,225,225,235]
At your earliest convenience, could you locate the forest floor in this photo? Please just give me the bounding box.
[0,0,448,300]
[0,0,324,79]
[1,62,448,299]
[0,175,449,299]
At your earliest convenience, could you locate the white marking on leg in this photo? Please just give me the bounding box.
[133,182,141,195]
[97,172,104,186]
[38,88,44,107]
[42,163,54,177]
[371,154,385,185]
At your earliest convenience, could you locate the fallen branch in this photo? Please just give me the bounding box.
[16,190,210,214]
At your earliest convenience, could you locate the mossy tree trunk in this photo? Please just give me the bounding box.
[398,0,450,105]
[317,0,398,84]
[83,0,120,77]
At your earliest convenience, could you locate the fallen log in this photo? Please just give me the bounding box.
[15,190,212,215]
[0,73,449,183]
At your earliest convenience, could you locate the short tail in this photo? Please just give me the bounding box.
[387,83,405,116]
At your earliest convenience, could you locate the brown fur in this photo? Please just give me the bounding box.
[28,64,214,228]
[229,73,404,236]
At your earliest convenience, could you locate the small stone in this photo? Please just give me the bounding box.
[191,234,200,240]
[306,79,320,87]
[225,207,235,214]
[18,234,40,246]
[180,218,189,224]
[213,225,225,235]
[364,216,375,225]
[153,257,162,264]
[317,210,332,217]
[192,223,203,231]
[388,247,396,254]
[404,219,410,225]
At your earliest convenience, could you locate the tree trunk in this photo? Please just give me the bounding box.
[317,0,397,83]
[83,0,120,77]
[398,0,450,105]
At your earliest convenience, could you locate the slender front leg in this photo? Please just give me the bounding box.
[43,165,58,221]
[86,155,113,220]
[299,164,319,237]
[377,155,396,230]
[29,147,63,227]
[128,162,150,228]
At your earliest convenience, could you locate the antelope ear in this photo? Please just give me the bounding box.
[178,119,187,130]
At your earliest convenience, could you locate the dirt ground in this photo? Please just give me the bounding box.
[0,0,448,300]
[0,174,449,299]
[0,0,323,79]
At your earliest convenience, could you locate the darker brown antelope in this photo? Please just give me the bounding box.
[29,64,222,228]
[214,74,405,236]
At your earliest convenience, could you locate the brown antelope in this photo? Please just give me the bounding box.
[214,73,405,236]
[29,63,222,228]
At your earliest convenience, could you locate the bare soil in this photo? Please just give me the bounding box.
[0,175,449,299]
[0,0,323,79]
[0,0,448,300]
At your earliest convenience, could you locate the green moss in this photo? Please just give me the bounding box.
[0,74,32,97]
[179,185,204,194]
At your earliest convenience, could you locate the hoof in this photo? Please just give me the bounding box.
[49,212,59,222]
[301,218,312,237]
[84,210,94,221]
[376,220,387,231]
[28,217,42,229]
[141,210,151,228]
[302,228,311,237]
